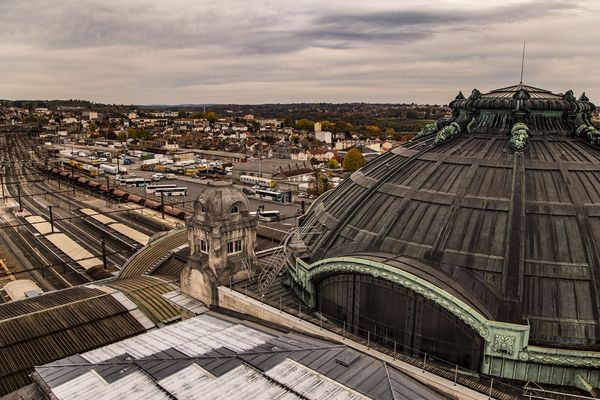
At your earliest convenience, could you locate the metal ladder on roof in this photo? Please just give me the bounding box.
[257,225,320,296]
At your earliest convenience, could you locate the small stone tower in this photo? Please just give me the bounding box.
[181,181,257,306]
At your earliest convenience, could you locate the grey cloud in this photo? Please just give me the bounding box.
[0,0,598,104]
[0,0,581,54]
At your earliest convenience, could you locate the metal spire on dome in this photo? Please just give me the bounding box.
[520,41,526,84]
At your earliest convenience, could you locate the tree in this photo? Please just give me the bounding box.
[308,170,332,197]
[116,132,127,142]
[89,121,97,132]
[365,125,380,135]
[295,119,314,131]
[205,111,218,123]
[327,158,339,169]
[342,148,365,172]
[320,120,335,131]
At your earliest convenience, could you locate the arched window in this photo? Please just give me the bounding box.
[200,204,207,213]
[230,205,239,214]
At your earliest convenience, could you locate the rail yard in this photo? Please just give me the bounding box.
[0,127,183,302]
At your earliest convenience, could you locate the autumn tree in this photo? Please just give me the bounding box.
[327,158,339,169]
[320,120,335,131]
[205,111,218,123]
[295,119,314,131]
[342,148,365,172]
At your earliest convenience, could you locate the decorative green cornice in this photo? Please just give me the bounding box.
[290,256,600,374]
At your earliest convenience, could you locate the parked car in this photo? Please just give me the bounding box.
[152,173,164,181]
[165,173,176,179]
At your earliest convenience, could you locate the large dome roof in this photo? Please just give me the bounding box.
[299,84,600,350]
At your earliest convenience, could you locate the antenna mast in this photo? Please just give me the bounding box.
[520,41,526,84]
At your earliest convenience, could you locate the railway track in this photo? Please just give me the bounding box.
[0,132,164,287]
[0,132,78,290]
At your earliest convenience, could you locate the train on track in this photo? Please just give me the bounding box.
[45,167,188,220]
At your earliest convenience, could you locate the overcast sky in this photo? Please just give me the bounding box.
[1,0,598,105]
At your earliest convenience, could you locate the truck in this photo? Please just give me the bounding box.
[99,164,127,175]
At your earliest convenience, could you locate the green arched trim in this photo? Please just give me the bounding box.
[290,256,600,372]
[295,256,519,344]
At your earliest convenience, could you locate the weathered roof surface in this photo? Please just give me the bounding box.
[301,132,600,349]
[150,256,186,277]
[482,83,563,100]
[0,286,146,396]
[34,313,449,400]
[106,276,180,325]
[118,229,188,279]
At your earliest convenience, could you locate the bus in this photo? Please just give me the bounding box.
[250,210,281,222]
[154,187,188,197]
[118,177,150,187]
[240,175,276,188]
[256,189,285,203]
[146,183,177,194]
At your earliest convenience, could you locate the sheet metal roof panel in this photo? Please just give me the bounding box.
[158,363,299,400]
[388,366,450,400]
[162,290,208,314]
[81,314,271,363]
[51,369,169,400]
[266,358,369,400]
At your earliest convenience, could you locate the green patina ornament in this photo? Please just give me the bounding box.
[414,122,438,139]
[510,122,529,150]
[434,121,461,144]
[575,124,600,145]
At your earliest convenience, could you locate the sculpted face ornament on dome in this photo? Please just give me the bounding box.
[510,122,529,151]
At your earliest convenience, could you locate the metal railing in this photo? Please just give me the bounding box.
[523,381,597,400]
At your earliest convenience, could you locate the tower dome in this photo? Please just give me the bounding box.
[182,181,257,306]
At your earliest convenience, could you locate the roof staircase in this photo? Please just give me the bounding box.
[257,225,320,295]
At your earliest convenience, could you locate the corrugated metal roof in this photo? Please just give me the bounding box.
[34,313,450,400]
[266,358,368,399]
[162,290,208,315]
[81,314,270,363]
[52,370,169,400]
[0,286,147,396]
[158,363,299,400]
[105,277,181,324]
